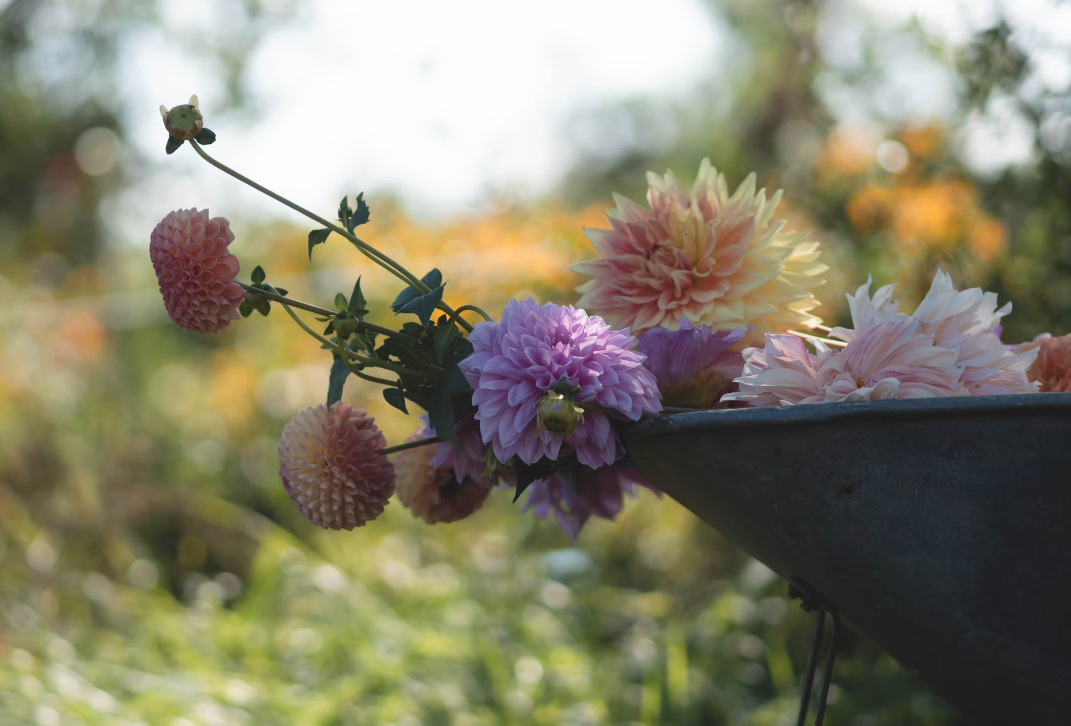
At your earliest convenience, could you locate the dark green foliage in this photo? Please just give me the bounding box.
[326,358,350,406]
[383,386,408,414]
[348,192,371,232]
[307,228,331,260]
[194,127,216,144]
[165,136,184,154]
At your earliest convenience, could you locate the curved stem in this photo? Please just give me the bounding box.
[378,436,443,456]
[190,140,471,331]
[448,304,494,325]
[237,282,412,341]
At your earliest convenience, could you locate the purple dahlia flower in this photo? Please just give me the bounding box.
[522,465,660,541]
[459,299,662,468]
[637,320,747,407]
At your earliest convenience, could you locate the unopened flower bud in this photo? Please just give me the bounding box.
[334,315,360,339]
[536,390,585,437]
[162,95,204,141]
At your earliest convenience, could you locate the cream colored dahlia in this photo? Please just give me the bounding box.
[571,159,826,344]
[278,403,395,530]
[394,421,489,525]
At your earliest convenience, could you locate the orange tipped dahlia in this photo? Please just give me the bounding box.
[278,403,395,530]
[149,208,246,334]
[571,159,826,344]
[1016,333,1071,392]
[394,422,490,525]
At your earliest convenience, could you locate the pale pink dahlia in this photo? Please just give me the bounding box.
[1016,333,1071,392]
[394,419,490,525]
[458,299,662,469]
[725,270,1039,406]
[571,159,827,344]
[637,321,747,407]
[522,465,659,541]
[278,403,395,530]
[830,271,1038,395]
[149,209,245,334]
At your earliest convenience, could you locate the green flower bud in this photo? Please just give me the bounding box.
[536,390,585,437]
[161,95,204,141]
[333,315,360,339]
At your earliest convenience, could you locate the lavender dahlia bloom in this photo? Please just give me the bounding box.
[522,465,659,541]
[459,299,662,468]
[637,320,747,407]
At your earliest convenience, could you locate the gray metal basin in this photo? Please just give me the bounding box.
[622,393,1071,726]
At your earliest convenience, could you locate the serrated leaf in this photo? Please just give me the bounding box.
[165,137,184,155]
[397,284,446,327]
[383,387,408,414]
[334,292,348,312]
[307,228,331,261]
[251,266,266,284]
[347,192,371,232]
[391,269,444,313]
[348,277,366,314]
[426,386,457,446]
[327,358,350,406]
[194,128,216,145]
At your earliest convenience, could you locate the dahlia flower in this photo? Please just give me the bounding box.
[459,299,662,468]
[522,465,659,541]
[830,271,1038,395]
[725,270,1039,406]
[571,159,826,343]
[1016,333,1071,392]
[149,208,245,334]
[637,320,747,407]
[394,418,490,524]
[278,403,395,530]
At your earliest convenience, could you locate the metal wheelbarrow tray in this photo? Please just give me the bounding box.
[623,393,1071,726]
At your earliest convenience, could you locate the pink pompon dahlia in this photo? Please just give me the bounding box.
[150,208,245,334]
[725,269,1039,406]
[570,159,826,344]
[637,321,747,407]
[1016,333,1071,392]
[278,403,395,530]
[459,299,662,469]
[394,418,490,525]
[522,465,659,541]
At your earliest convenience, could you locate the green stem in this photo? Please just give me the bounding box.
[448,304,494,325]
[268,287,438,381]
[189,140,473,332]
[237,282,412,341]
[378,436,443,456]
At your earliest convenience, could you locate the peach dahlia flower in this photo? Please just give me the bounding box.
[278,403,395,530]
[1016,333,1071,392]
[571,159,826,344]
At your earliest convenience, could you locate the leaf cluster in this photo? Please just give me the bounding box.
[308,194,371,260]
[238,265,287,317]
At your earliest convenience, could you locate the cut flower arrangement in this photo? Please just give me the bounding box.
[151,96,1071,538]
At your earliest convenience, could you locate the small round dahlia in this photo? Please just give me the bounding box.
[394,419,490,525]
[459,299,662,469]
[522,465,659,541]
[637,320,747,407]
[571,159,827,344]
[278,403,395,530]
[149,209,245,334]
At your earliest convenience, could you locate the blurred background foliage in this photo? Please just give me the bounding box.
[1,0,1068,724]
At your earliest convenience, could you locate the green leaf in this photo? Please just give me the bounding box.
[251,266,266,284]
[426,386,457,446]
[348,277,366,314]
[327,358,350,406]
[347,192,371,232]
[444,363,469,394]
[391,269,443,313]
[323,321,335,335]
[165,137,184,155]
[397,284,446,327]
[337,196,353,227]
[513,453,577,502]
[307,228,331,261]
[383,387,408,414]
[275,288,289,296]
[334,292,348,312]
[239,298,253,317]
[433,317,454,363]
[194,127,216,145]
